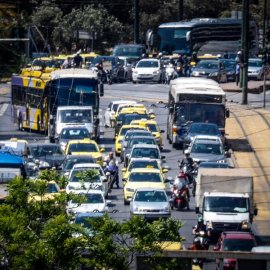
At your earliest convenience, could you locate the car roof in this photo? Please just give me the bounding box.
[72,163,101,169]
[112,100,137,105]
[129,136,156,140]
[67,139,96,144]
[61,127,89,131]
[66,154,94,160]
[138,58,159,62]
[135,188,166,192]
[132,144,159,149]
[69,189,104,195]
[251,246,270,253]
[28,143,58,147]
[222,231,255,240]
[129,168,161,173]
[194,135,222,140]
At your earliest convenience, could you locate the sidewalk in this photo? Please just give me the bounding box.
[221,80,270,93]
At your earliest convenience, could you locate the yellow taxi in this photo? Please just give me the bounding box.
[115,124,146,156]
[65,139,105,166]
[28,180,64,202]
[123,168,169,205]
[130,119,164,148]
[114,105,148,124]
[122,158,168,182]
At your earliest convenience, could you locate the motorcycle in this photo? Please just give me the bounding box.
[179,161,195,186]
[170,181,189,210]
[165,64,177,84]
[104,160,119,190]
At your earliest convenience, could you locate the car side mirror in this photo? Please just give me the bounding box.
[160,130,165,133]
[254,208,258,216]
[150,114,155,119]
[162,168,168,173]
[226,109,230,118]
[101,176,107,182]
[161,155,166,160]
[122,168,127,173]
[100,148,105,153]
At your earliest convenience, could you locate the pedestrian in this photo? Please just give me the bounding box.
[235,61,240,86]
[61,57,72,69]
[73,52,83,68]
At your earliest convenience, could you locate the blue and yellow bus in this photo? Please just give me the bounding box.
[11,69,103,133]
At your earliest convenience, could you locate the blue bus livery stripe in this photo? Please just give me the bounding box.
[0,153,24,165]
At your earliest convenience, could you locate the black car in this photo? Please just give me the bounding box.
[27,143,66,169]
[90,56,125,83]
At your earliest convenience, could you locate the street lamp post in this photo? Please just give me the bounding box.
[262,0,268,108]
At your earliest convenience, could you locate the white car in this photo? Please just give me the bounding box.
[67,190,108,215]
[104,100,137,128]
[66,163,109,198]
[248,58,270,80]
[132,59,164,83]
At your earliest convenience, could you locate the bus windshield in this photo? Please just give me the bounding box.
[157,27,190,55]
[175,103,225,128]
[49,78,97,108]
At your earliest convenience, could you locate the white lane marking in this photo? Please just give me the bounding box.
[0,103,8,117]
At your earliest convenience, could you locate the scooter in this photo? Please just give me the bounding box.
[165,64,177,84]
[170,184,189,210]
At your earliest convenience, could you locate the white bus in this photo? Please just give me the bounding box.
[166,78,229,148]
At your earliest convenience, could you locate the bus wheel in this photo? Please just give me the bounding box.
[18,115,23,131]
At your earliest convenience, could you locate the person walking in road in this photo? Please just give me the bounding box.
[235,61,240,86]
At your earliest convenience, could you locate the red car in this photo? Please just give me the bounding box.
[213,231,257,270]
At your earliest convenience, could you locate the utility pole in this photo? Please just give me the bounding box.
[134,0,139,44]
[241,0,249,105]
[178,0,184,21]
[262,0,267,108]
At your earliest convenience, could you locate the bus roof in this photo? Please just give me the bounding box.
[51,69,97,80]
[159,18,242,28]
[171,77,219,86]
[170,84,225,99]
[0,153,24,165]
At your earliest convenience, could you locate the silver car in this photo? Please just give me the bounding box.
[130,188,171,220]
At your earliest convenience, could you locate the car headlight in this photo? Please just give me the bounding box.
[227,71,234,75]
[163,206,170,212]
[210,72,218,76]
[217,159,226,163]
[126,188,134,192]
[153,70,160,75]
[241,220,251,230]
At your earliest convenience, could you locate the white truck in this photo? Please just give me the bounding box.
[53,106,100,142]
[195,168,257,235]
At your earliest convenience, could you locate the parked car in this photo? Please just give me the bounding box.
[191,59,227,83]
[214,231,257,270]
[27,143,66,169]
[130,188,171,220]
[248,58,270,80]
[132,58,165,83]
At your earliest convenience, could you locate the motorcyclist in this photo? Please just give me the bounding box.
[180,150,194,185]
[192,216,211,238]
[172,171,190,210]
[104,152,119,188]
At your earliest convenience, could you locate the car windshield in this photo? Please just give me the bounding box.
[204,197,249,213]
[222,60,235,69]
[125,132,152,140]
[70,169,101,182]
[137,61,159,68]
[191,143,223,155]
[72,193,104,204]
[128,160,159,171]
[58,110,92,123]
[60,129,90,139]
[122,114,149,125]
[29,145,64,157]
[134,190,167,202]
[189,124,219,135]
[63,157,94,170]
[197,61,219,69]
[129,172,162,182]
[68,143,98,153]
[46,183,59,193]
[131,148,160,159]
[223,239,256,251]
[249,60,262,67]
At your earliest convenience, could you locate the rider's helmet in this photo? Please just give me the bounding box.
[198,216,203,224]
[184,149,190,156]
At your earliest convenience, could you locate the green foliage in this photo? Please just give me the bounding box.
[0,176,184,269]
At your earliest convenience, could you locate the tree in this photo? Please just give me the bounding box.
[0,175,184,269]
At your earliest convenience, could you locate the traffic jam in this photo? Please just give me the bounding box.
[0,48,267,269]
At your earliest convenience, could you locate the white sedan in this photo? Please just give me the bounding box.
[67,190,108,215]
[132,59,164,84]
